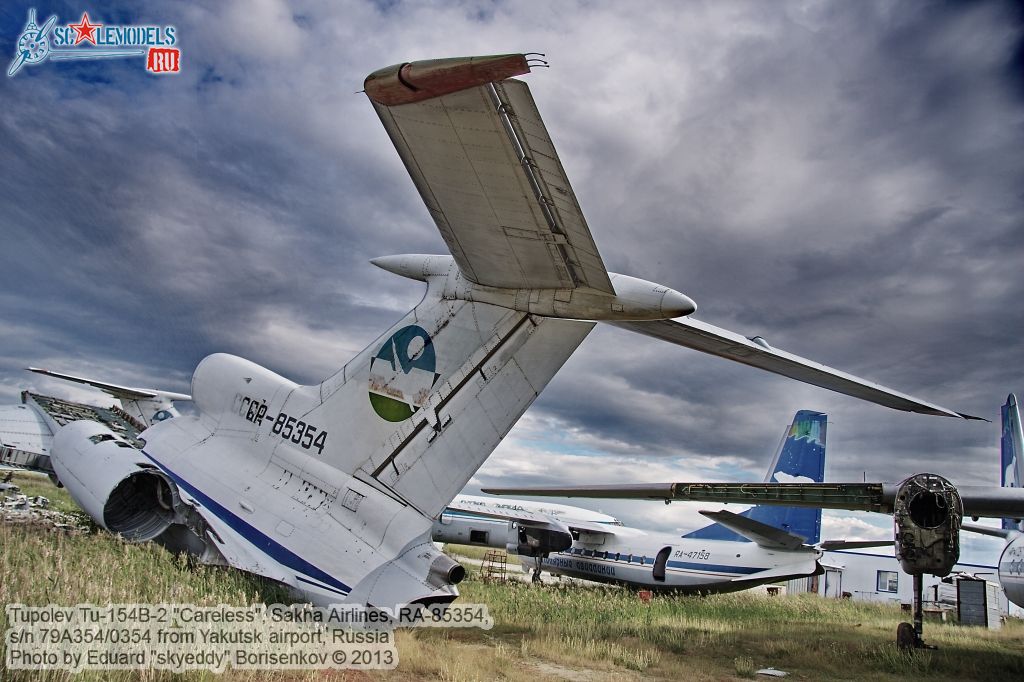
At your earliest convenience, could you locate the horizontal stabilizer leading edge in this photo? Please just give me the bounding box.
[607,318,981,419]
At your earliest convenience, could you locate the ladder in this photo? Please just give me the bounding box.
[480,550,508,583]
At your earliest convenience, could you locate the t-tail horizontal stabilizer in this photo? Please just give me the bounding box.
[607,318,981,419]
[367,53,972,420]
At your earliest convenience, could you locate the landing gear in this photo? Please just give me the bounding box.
[532,556,543,584]
[897,573,936,650]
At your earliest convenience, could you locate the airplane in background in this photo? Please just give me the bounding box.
[485,395,1024,646]
[961,394,1024,609]
[439,411,888,592]
[0,368,188,473]
[0,54,978,608]
[434,494,622,551]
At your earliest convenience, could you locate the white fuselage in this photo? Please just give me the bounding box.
[432,498,821,593]
[998,533,1024,608]
[534,525,820,592]
[432,495,620,547]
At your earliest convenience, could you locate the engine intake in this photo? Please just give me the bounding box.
[51,421,179,541]
[893,473,962,576]
[104,470,177,540]
[506,523,573,557]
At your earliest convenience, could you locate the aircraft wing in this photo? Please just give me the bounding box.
[818,540,894,551]
[0,403,53,459]
[483,482,1024,519]
[365,54,615,293]
[443,498,617,536]
[608,318,981,419]
[28,368,191,403]
[961,522,1017,540]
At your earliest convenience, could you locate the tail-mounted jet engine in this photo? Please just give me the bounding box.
[892,473,962,577]
[51,421,180,541]
[427,553,466,588]
[506,521,573,557]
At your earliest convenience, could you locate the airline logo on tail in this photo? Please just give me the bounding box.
[753,410,827,542]
[766,410,827,485]
[368,325,440,422]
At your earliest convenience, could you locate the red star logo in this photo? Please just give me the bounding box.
[68,12,102,45]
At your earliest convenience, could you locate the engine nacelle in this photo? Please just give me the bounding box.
[892,473,962,577]
[505,522,573,558]
[348,539,465,608]
[427,553,466,588]
[51,421,179,541]
[191,353,297,427]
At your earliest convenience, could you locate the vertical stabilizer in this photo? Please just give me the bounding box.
[1001,394,1023,531]
[684,410,827,544]
[283,261,594,519]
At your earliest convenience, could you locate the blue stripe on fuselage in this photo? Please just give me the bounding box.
[141,451,351,596]
[551,551,761,576]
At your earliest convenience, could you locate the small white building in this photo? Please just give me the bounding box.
[786,549,1019,623]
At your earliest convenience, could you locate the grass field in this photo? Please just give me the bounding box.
[3,472,1023,681]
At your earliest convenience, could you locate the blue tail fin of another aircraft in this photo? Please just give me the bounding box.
[683,410,827,545]
[1001,394,1024,532]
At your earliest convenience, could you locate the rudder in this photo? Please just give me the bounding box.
[684,410,827,544]
[1001,393,1023,531]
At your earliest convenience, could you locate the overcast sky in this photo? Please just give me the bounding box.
[1,1,1022,565]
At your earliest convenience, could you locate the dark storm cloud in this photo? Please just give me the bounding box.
[0,0,1021,553]
[509,1,1024,496]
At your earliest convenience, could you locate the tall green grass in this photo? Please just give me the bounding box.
[454,579,1024,680]
[2,476,1023,681]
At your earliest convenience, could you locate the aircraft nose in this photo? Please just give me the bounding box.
[661,289,697,318]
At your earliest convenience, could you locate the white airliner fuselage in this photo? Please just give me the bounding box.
[432,498,820,591]
[534,525,819,591]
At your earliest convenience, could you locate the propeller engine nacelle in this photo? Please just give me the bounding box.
[51,421,179,541]
[892,473,962,577]
[505,522,573,557]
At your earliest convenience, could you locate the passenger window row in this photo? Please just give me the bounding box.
[565,547,646,564]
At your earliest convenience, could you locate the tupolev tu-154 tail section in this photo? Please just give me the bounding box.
[0,54,979,608]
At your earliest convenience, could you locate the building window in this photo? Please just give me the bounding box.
[877,570,899,593]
